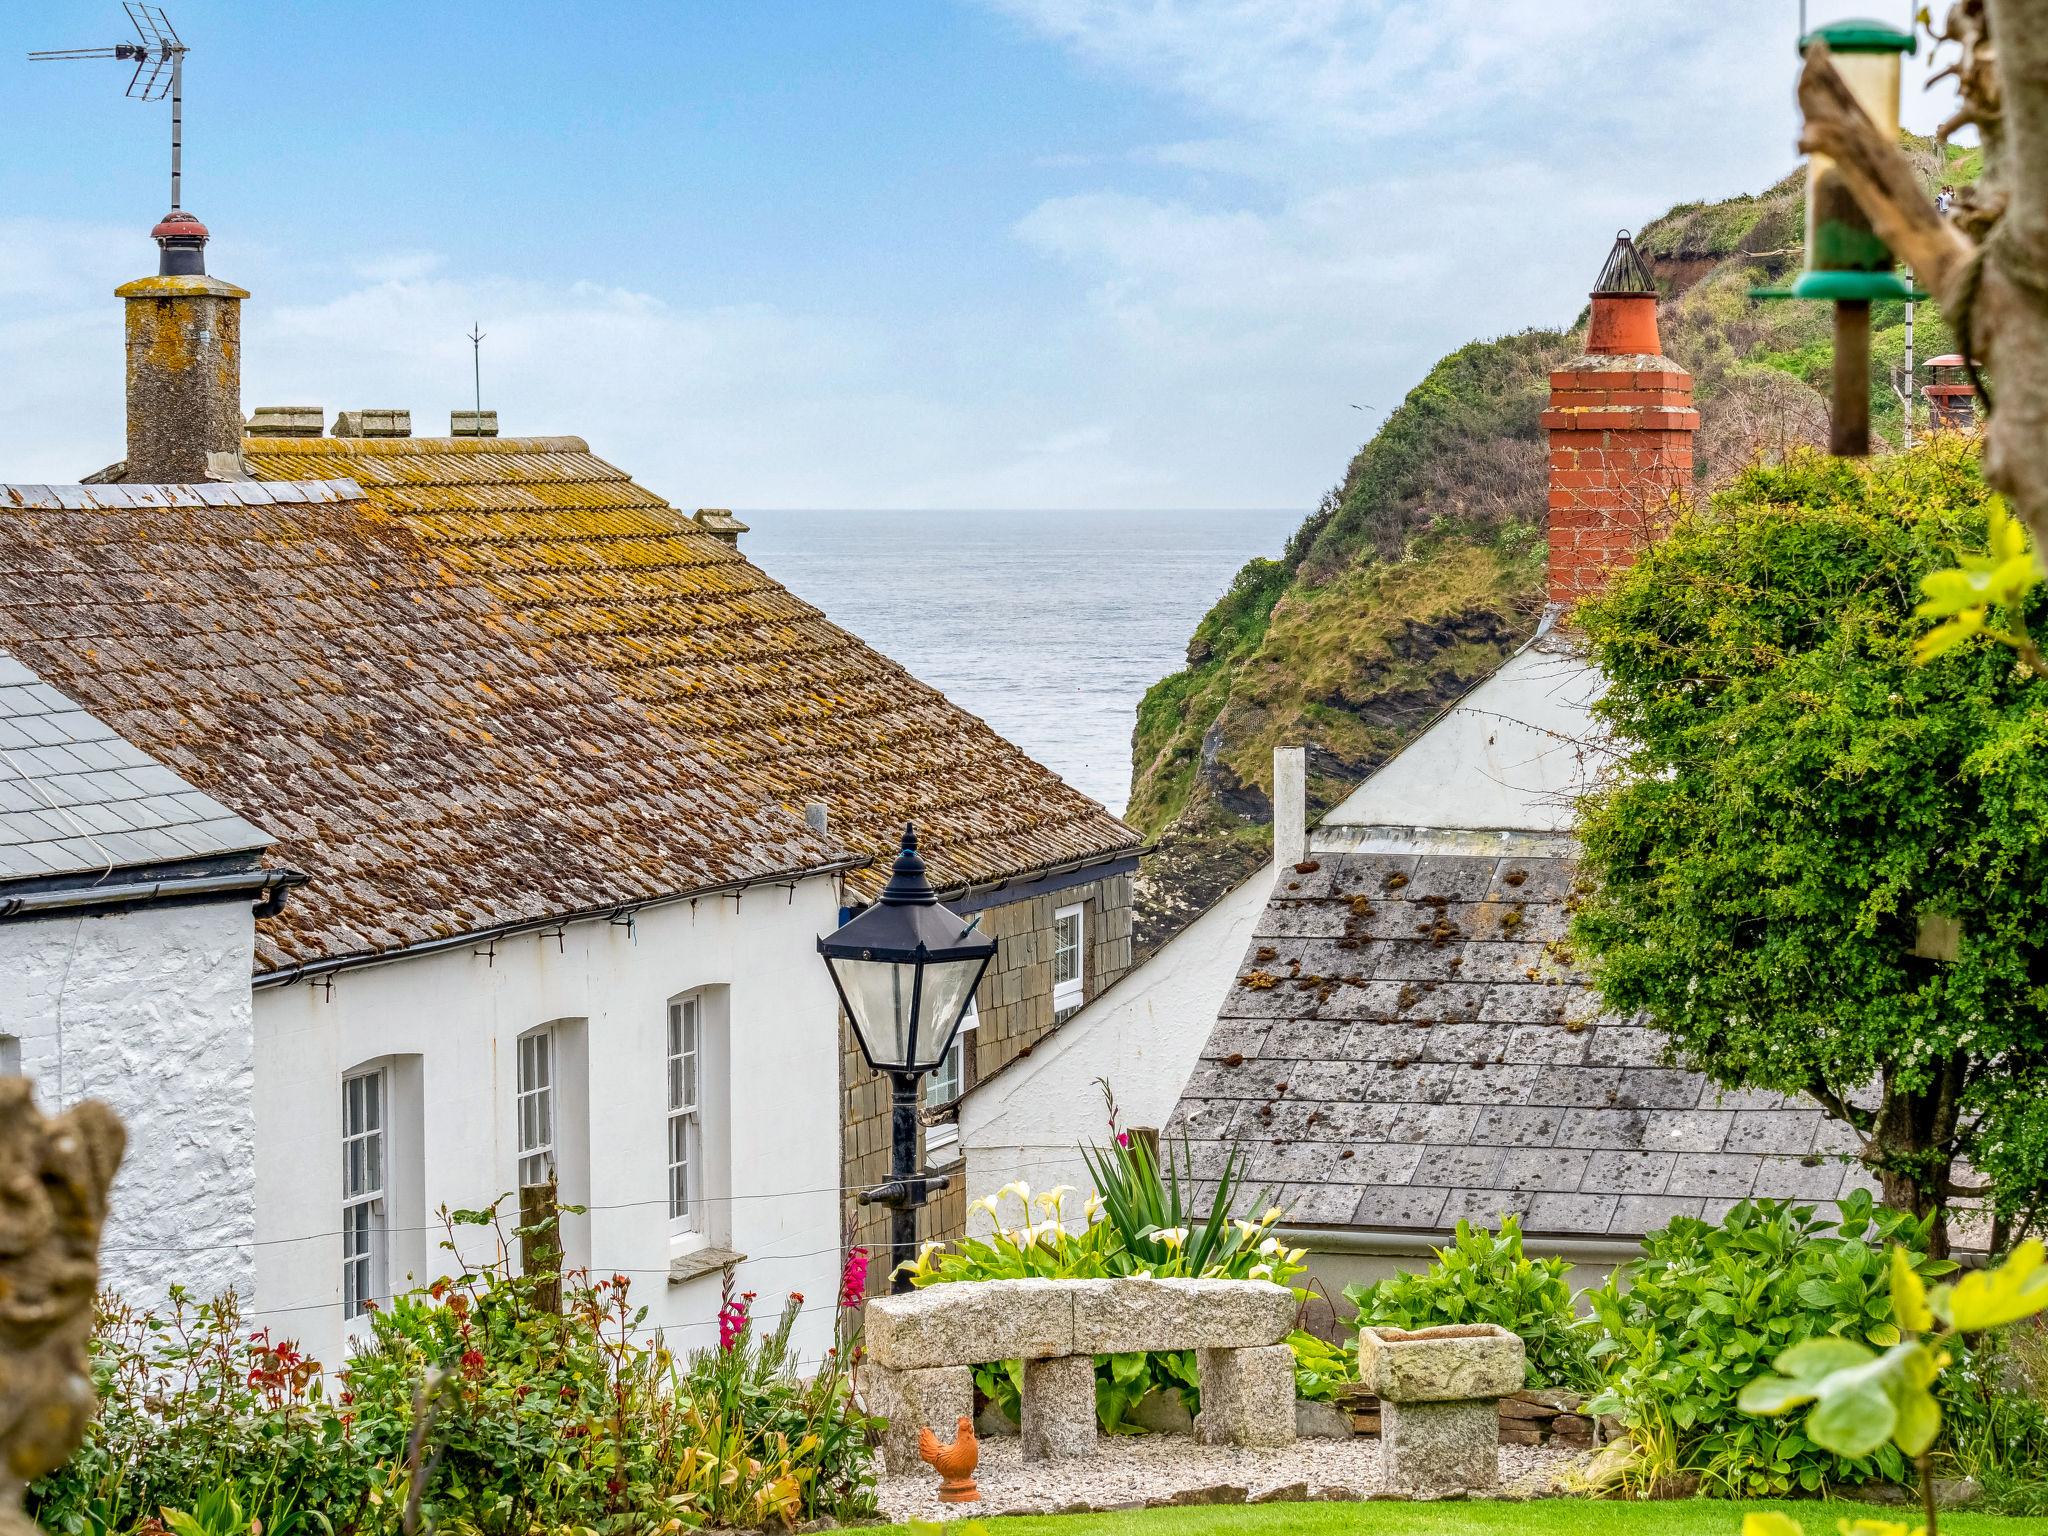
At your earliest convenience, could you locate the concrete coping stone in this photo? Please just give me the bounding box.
[1357,1323,1526,1404]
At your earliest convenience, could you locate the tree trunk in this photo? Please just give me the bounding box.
[1864,1057,1969,1258]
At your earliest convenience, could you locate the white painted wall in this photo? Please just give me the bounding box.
[252,876,846,1371]
[0,899,258,1309]
[958,861,1275,1211]
[1320,633,1605,836]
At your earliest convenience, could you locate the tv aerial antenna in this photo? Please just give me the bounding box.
[30,5,191,211]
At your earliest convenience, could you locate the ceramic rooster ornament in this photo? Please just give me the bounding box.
[917,1414,980,1504]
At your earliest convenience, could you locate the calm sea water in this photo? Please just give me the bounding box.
[742,510,1302,816]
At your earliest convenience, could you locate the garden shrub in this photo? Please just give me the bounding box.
[1342,1217,1594,1391]
[30,1201,879,1535]
[1583,1191,1956,1495]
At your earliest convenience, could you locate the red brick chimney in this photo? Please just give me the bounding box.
[1543,231,1698,606]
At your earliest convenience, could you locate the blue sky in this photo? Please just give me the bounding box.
[0,1,1959,508]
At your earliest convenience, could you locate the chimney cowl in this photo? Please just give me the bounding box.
[1585,231,1663,357]
[151,209,209,278]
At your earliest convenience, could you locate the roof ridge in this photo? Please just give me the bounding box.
[245,435,593,454]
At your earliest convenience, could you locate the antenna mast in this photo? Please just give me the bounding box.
[467,324,487,418]
[31,4,190,211]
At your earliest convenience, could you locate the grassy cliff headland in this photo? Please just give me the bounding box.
[1128,140,1978,953]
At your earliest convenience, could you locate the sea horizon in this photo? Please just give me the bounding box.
[742,507,1301,817]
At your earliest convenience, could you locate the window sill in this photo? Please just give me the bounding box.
[668,1246,746,1286]
[926,1122,961,1166]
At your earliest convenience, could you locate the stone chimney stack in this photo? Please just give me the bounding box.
[115,211,248,483]
[1543,231,1698,605]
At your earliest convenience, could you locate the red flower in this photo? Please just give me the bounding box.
[838,1246,870,1307]
[459,1348,486,1377]
[790,1291,805,1304]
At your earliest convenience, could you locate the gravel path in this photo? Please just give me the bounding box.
[875,1435,1589,1522]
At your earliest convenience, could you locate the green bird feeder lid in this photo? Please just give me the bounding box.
[1798,17,1915,54]
[1752,270,1930,302]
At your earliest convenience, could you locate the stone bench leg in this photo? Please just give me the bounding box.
[1194,1344,1296,1448]
[1380,1398,1498,1496]
[865,1363,974,1476]
[1021,1354,1096,1459]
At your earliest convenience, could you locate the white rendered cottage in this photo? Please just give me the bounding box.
[0,479,857,1368]
[0,645,292,1312]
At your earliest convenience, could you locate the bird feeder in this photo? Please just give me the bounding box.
[1760,15,1924,456]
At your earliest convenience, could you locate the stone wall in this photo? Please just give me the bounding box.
[843,871,1134,1284]
[0,899,258,1310]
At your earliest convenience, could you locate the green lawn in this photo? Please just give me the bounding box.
[884,1498,2048,1535]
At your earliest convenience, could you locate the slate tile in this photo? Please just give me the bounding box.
[1580,1149,1675,1195]
[1352,1185,1451,1229]
[1527,1191,1619,1234]
[1528,1066,1625,1107]
[1506,1024,1591,1064]
[1254,902,1351,940]
[1610,1195,1706,1234]
[1471,1106,1564,1147]
[1640,1111,1735,1153]
[1614,1070,1708,1110]
[1458,940,1547,983]
[1500,1147,1591,1191]
[1558,1107,1654,1150]
[1585,1025,1670,1068]
[1441,1187,1534,1226]
[1725,1111,1821,1155]
[1401,857,1498,903]
[1445,1063,1542,1105]
[1416,1022,1514,1064]
[1412,1144,1505,1187]
[1753,1154,1853,1199]
[1287,1183,1374,1225]
[1666,1152,1763,1197]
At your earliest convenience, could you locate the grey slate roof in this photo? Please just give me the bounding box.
[1162,848,1867,1239]
[0,647,271,885]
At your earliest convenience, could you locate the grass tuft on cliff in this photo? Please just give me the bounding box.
[1128,138,1979,955]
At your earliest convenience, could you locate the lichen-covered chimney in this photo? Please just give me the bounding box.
[1543,231,1699,605]
[114,211,249,482]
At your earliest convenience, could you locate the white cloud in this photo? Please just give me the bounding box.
[0,8,1969,510]
[978,0,1965,506]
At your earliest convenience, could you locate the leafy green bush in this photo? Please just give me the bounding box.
[30,1202,879,1535]
[906,1119,1308,1433]
[1342,1217,1594,1392]
[1573,439,2048,1245]
[1740,1239,2048,1534]
[1583,1192,1956,1496]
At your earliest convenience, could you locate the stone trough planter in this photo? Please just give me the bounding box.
[1358,1323,1526,1497]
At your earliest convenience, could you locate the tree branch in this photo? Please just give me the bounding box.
[1808,1080,1874,1133]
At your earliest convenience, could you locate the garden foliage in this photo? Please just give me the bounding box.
[1583,1193,1958,1495]
[30,1201,878,1536]
[905,1126,1306,1433]
[1572,440,2048,1244]
[1741,1237,2048,1532]
[1344,1217,1593,1391]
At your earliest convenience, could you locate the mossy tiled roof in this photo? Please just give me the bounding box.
[240,435,1140,898]
[0,480,842,972]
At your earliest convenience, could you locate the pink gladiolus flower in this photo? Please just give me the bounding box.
[839,1245,870,1307]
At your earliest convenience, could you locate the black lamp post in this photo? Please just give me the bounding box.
[819,823,997,1293]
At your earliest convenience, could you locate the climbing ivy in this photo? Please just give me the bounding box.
[1570,439,2048,1248]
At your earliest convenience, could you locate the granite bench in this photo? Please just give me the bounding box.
[863,1277,1298,1470]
